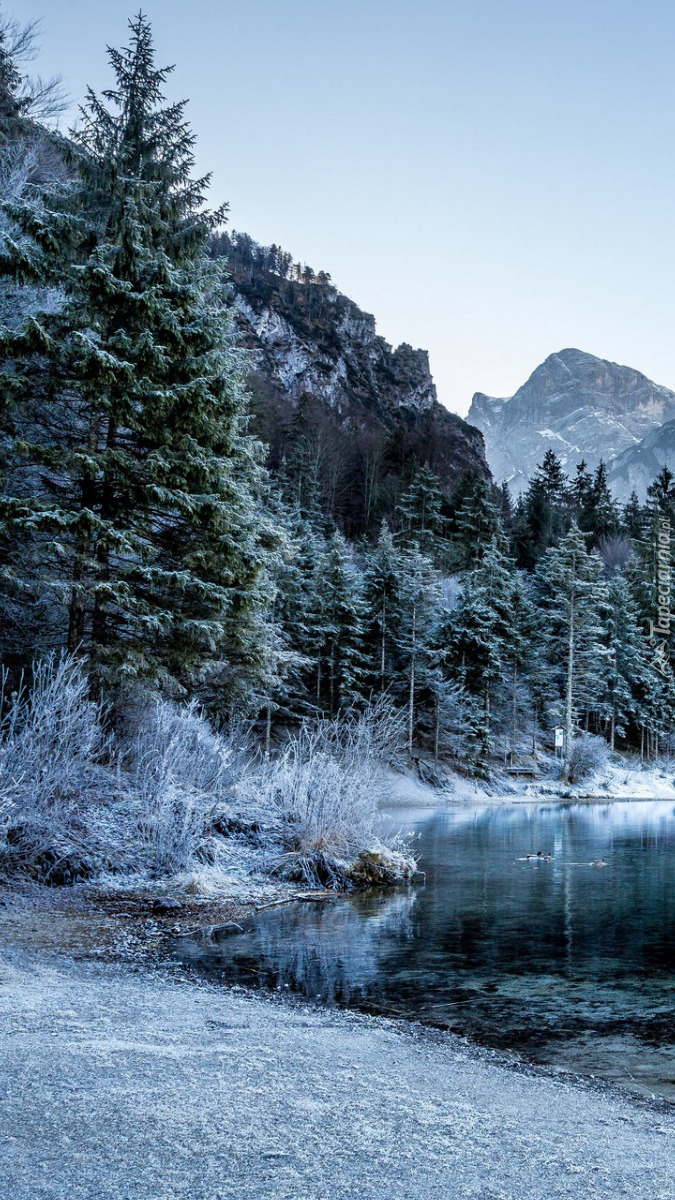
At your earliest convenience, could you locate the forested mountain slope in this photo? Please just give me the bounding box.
[210,232,490,539]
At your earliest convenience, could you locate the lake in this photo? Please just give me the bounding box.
[178,799,675,1100]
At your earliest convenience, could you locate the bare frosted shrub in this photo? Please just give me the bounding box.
[565,734,609,784]
[0,655,109,882]
[130,700,243,871]
[0,654,108,826]
[242,700,407,886]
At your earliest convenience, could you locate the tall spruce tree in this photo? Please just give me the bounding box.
[600,570,654,750]
[625,504,675,755]
[314,531,367,714]
[0,16,280,710]
[362,520,406,693]
[647,466,675,517]
[442,539,516,757]
[588,463,620,545]
[516,450,570,567]
[621,491,646,541]
[395,545,442,757]
[396,464,448,564]
[570,460,593,519]
[450,475,505,571]
[534,522,609,775]
[503,571,537,758]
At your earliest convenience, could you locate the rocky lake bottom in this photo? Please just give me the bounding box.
[178,799,675,1101]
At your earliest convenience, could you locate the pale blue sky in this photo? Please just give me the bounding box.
[12,0,675,415]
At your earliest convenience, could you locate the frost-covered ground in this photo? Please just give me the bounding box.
[1,945,675,1200]
[387,758,675,809]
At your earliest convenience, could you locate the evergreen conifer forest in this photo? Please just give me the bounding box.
[2,12,675,892]
[8,11,675,1198]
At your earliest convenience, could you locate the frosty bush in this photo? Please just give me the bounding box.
[0,654,108,826]
[0,654,109,881]
[565,734,609,784]
[129,699,244,872]
[243,699,407,887]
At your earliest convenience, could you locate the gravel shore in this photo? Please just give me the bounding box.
[2,943,675,1200]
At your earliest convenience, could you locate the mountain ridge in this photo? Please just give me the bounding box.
[468,348,675,497]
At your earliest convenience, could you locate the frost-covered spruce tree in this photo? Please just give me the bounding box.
[621,491,647,541]
[0,17,72,664]
[516,451,570,568]
[588,463,620,544]
[450,475,505,571]
[262,501,329,721]
[600,570,657,750]
[0,16,280,710]
[396,465,448,565]
[624,503,675,754]
[534,522,609,776]
[314,531,368,714]
[441,538,516,757]
[503,570,538,757]
[396,545,442,758]
[627,469,675,724]
[362,520,406,693]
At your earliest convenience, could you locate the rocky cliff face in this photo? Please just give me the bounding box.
[234,292,440,420]
[211,232,489,537]
[468,348,675,497]
[608,419,675,499]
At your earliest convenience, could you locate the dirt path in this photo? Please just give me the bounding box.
[1,941,675,1200]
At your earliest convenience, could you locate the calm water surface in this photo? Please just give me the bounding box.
[179,800,675,1100]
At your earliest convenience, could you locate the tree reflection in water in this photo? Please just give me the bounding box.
[179,800,675,1099]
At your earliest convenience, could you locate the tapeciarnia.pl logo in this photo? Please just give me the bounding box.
[649,515,671,677]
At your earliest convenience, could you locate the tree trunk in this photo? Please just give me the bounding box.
[92,414,117,647]
[434,697,440,762]
[67,571,86,654]
[68,412,101,653]
[511,661,518,762]
[265,704,272,761]
[562,586,575,780]
[380,595,386,691]
[407,604,416,760]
